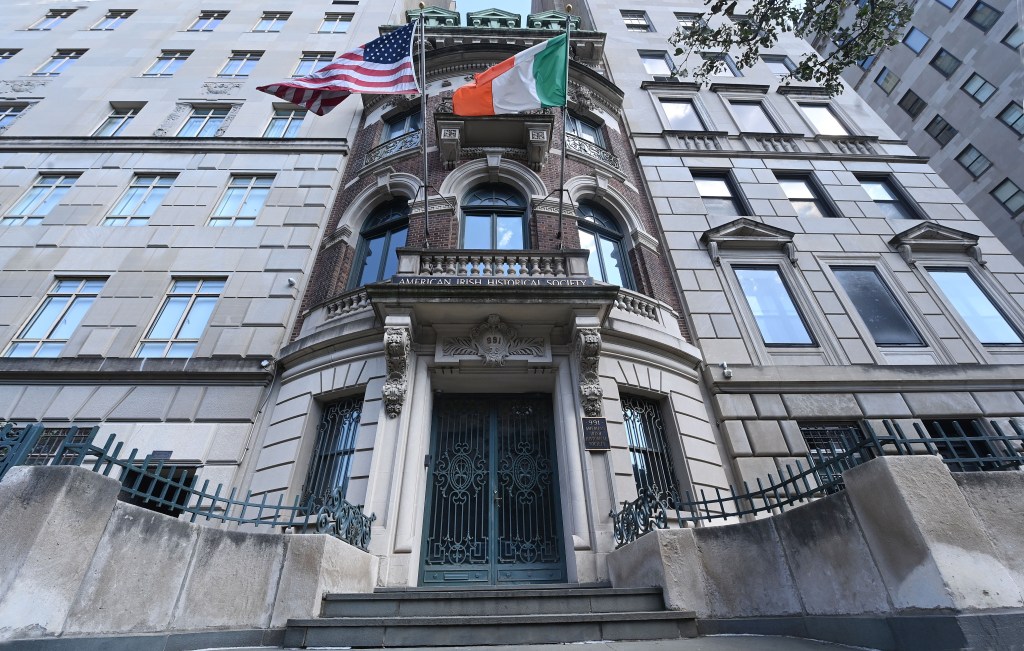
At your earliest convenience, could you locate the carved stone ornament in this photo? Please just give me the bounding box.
[574,328,603,417]
[382,327,411,419]
[202,81,243,95]
[154,102,191,137]
[442,315,545,366]
[0,80,48,95]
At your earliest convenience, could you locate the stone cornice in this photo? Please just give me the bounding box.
[0,137,350,155]
[0,357,272,385]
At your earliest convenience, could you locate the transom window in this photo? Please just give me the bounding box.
[929,49,961,78]
[621,395,683,506]
[210,176,273,226]
[858,177,917,219]
[799,104,849,135]
[961,74,996,104]
[660,99,705,130]
[177,107,229,137]
[897,90,927,118]
[136,279,225,358]
[294,52,334,77]
[776,174,834,218]
[106,175,175,225]
[461,183,527,250]
[734,266,815,346]
[33,50,85,76]
[566,113,605,147]
[188,11,227,32]
[997,103,1024,136]
[302,397,363,510]
[928,269,1022,345]
[144,50,191,77]
[93,10,134,31]
[965,1,1002,32]
[93,106,140,136]
[351,200,409,287]
[694,173,745,216]
[5,278,104,358]
[219,51,263,77]
[2,174,78,225]
[956,145,992,178]
[384,111,421,141]
[639,51,673,77]
[577,201,631,288]
[254,11,290,32]
[874,67,899,95]
[621,10,652,32]
[925,115,958,146]
[730,101,777,132]
[992,179,1024,215]
[320,13,353,33]
[761,55,795,77]
[833,267,923,346]
[902,27,930,53]
[30,9,76,30]
[264,108,306,138]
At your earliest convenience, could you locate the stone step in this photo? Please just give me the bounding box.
[284,610,698,648]
[321,587,665,618]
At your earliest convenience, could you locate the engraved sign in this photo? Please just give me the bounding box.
[582,417,610,451]
[529,129,547,141]
[441,128,460,139]
[392,276,592,287]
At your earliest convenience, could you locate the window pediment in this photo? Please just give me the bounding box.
[700,217,797,264]
[406,6,460,26]
[889,222,984,266]
[467,8,522,28]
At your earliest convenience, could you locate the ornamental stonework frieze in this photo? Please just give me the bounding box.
[202,81,243,96]
[382,326,411,419]
[0,80,48,95]
[574,327,603,417]
[438,315,549,366]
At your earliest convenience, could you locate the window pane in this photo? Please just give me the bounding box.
[735,268,813,345]
[903,27,930,53]
[357,235,385,285]
[464,214,491,248]
[21,297,69,339]
[177,297,217,339]
[929,270,1022,344]
[800,105,849,135]
[49,297,93,339]
[239,186,269,216]
[834,268,923,345]
[381,227,407,279]
[579,229,602,279]
[598,235,625,286]
[166,343,196,358]
[149,296,190,339]
[496,216,523,249]
[731,102,776,132]
[640,52,672,76]
[661,100,704,130]
[136,343,166,358]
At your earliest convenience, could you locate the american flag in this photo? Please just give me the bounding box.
[258,21,419,116]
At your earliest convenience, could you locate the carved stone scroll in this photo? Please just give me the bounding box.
[574,327,603,417]
[382,327,411,419]
[442,314,545,366]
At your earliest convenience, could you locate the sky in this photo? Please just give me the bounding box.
[454,1,534,18]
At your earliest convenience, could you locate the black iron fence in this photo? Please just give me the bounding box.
[0,425,375,551]
[611,418,1024,547]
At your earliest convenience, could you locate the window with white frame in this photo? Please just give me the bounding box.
[294,51,334,77]
[2,174,78,225]
[991,179,1024,215]
[264,108,306,138]
[93,106,141,136]
[177,107,230,137]
[33,50,86,76]
[218,51,262,77]
[29,9,76,30]
[927,268,1022,345]
[0,49,20,64]
[621,10,652,32]
[105,174,175,225]
[253,11,290,32]
[319,13,352,33]
[5,278,105,358]
[761,55,795,77]
[188,11,227,32]
[209,176,273,226]
[660,99,706,130]
[675,12,703,32]
[833,267,924,346]
[734,266,815,345]
[136,279,225,358]
[639,51,673,77]
[961,73,996,104]
[701,53,741,77]
[92,9,134,31]
[955,145,992,178]
[0,104,27,131]
[566,113,606,147]
[798,103,850,135]
[143,50,191,77]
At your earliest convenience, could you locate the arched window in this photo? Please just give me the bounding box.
[576,201,632,288]
[351,199,408,287]
[461,183,527,249]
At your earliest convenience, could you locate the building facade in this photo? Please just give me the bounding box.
[810,0,1024,261]
[3,0,1024,596]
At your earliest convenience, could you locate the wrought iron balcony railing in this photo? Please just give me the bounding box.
[362,130,421,169]
[564,133,621,171]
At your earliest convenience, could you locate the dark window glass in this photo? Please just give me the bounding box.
[955,145,992,178]
[929,49,962,78]
[833,267,923,346]
[991,179,1024,215]
[621,395,682,506]
[925,115,958,146]
[353,200,409,287]
[874,67,899,94]
[923,420,999,472]
[566,113,605,147]
[694,173,745,216]
[577,202,631,288]
[461,183,527,249]
[897,90,927,118]
[928,269,1022,344]
[735,267,814,345]
[858,177,917,219]
[961,73,996,104]
[965,1,1002,31]
[384,111,421,141]
[997,103,1024,136]
[1003,25,1023,50]
[301,397,362,511]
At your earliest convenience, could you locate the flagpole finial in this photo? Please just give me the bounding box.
[419,2,425,8]
[565,4,572,11]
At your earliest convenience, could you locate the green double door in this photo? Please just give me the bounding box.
[420,394,566,585]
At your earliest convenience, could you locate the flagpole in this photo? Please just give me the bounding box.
[556,6,573,250]
[418,10,430,248]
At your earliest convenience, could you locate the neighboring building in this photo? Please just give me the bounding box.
[810,0,1024,261]
[3,0,1024,604]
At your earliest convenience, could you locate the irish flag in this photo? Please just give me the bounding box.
[453,34,568,116]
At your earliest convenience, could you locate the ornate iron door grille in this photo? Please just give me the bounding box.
[421,394,565,585]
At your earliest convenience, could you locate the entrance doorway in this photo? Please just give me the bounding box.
[420,394,566,585]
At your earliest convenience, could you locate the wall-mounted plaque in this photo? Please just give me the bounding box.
[582,417,610,451]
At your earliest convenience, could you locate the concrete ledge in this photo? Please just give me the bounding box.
[0,628,285,651]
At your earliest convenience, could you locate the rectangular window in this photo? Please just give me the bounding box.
[928,269,1022,344]
[0,104,26,130]
[177,107,230,137]
[264,108,306,138]
[301,396,363,509]
[143,50,191,77]
[936,0,957,8]
[29,9,76,30]
[729,101,777,133]
[858,176,917,219]
[874,67,900,95]
[639,51,673,77]
[695,173,745,216]
[761,55,795,77]
[2,174,78,225]
[93,106,140,136]
[1003,25,1023,50]
[0,49,20,63]
[675,13,703,32]
[566,113,605,147]
[833,267,923,346]
[925,115,958,146]
[92,9,134,31]
[294,51,334,77]
[105,174,175,225]
[776,174,834,218]
[701,52,741,77]
[384,111,422,141]
[965,1,1002,31]
[735,266,814,345]
[858,54,876,70]
[997,102,1024,136]
[961,73,997,104]
[992,179,1024,215]
[253,11,290,32]
[799,103,849,135]
[929,49,962,78]
[955,145,992,178]
[210,176,273,226]
[621,10,652,32]
[5,278,104,358]
[33,49,85,76]
[136,278,225,358]
[660,99,705,130]
[902,27,930,53]
[319,13,352,33]
[188,11,227,32]
[218,51,262,77]
[897,90,927,118]
[621,394,683,506]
